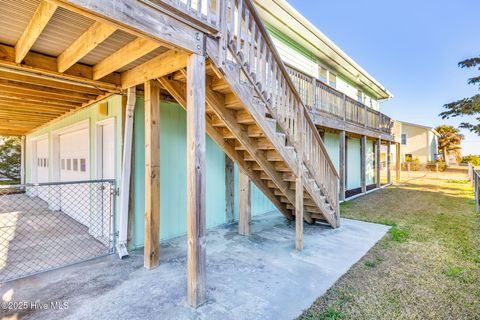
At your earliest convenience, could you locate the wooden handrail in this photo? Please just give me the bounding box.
[242,0,339,178]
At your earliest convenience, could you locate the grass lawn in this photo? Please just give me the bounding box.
[301,173,480,319]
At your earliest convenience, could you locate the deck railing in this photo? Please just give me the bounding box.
[286,65,394,135]
[143,0,221,30]
[221,0,339,221]
[468,163,480,212]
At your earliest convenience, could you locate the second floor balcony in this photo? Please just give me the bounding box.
[286,66,395,139]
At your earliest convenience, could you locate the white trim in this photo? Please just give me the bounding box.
[52,119,89,136]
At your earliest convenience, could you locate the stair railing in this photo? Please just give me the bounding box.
[220,0,339,216]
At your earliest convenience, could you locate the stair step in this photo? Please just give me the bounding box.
[211,78,231,94]
[282,172,296,181]
[236,110,255,124]
[257,138,275,150]
[222,128,235,139]
[260,172,271,180]
[225,93,243,110]
[266,150,283,162]
[234,141,246,151]
[280,196,316,207]
[247,125,265,138]
[211,115,225,127]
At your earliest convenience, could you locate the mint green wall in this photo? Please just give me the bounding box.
[233,165,276,220]
[347,137,361,190]
[366,139,375,185]
[322,132,340,172]
[131,99,276,248]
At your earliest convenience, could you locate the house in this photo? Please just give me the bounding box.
[399,121,439,163]
[0,0,399,306]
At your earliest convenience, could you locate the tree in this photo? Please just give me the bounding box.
[440,56,480,135]
[0,136,21,181]
[435,125,464,165]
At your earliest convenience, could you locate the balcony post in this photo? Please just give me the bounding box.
[311,77,317,119]
[361,136,367,193]
[339,130,346,201]
[364,105,368,128]
[387,142,391,184]
[376,139,381,188]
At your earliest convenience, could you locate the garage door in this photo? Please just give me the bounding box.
[59,128,89,225]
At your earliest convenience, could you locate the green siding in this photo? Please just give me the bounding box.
[347,137,361,190]
[323,132,340,172]
[265,22,316,62]
[131,99,276,248]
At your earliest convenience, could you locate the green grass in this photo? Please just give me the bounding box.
[299,175,479,319]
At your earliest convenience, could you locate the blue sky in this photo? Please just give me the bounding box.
[288,0,480,155]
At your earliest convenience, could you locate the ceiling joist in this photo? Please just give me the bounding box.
[15,0,58,63]
[57,21,116,73]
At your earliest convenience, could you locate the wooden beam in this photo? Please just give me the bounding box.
[376,139,381,188]
[339,130,346,201]
[396,142,401,181]
[51,0,203,54]
[238,171,251,236]
[58,21,116,73]
[0,86,88,104]
[143,80,161,269]
[225,155,235,224]
[295,107,304,251]
[186,54,206,308]
[93,38,160,80]
[0,70,104,95]
[0,94,80,108]
[0,79,96,101]
[361,136,367,193]
[158,77,290,218]
[15,1,58,63]
[121,50,189,89]
[387,142,391,184]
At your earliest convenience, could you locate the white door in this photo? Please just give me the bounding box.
[100,122,115,180]
[36,138,49,201]
[59,128,89,225]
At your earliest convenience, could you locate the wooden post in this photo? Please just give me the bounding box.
[387,142,391,184]
[186,53,206,308]
[376,139,381,188]
[238,170,251,235]
[396,142,401,182]
[144,80,161,269]
[225,155,235,224]
[339,131,346,201]
[295,107,304,251]
[360,136,367,193]
[20,136,26,184]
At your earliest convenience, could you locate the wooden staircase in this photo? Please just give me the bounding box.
[161,0,340,228]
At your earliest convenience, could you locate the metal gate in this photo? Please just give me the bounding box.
[0,180,115,283]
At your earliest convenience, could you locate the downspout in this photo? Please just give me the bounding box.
[117,87,136,258]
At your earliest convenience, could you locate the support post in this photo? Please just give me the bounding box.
[396,142,401,182]
[339,131,346,201]
[118,87,136,258]
[387,142,391,184]
[238,170,251,236]
[360,136,367,193]
[144,80,160,269]
[20,136,26,184]
[376,139,381,188]
[295,107,304,251]
[186,53,206,308]
[225,155,235,224]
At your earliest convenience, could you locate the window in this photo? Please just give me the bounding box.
[405,154,413,162]
[319,66,328,83]
[73,158,78,171]
[61,159,65,170]
[329,73,337,88]
[67,159,71,170]
[80,158,86,172]
[401,133,407,145]
[357,90,363,103]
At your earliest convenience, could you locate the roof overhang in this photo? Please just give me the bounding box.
[253,0,393,100]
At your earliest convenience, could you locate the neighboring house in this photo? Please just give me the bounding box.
[399,121,439,163]
[0,0,398,305]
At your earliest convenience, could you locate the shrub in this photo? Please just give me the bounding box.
[462,155,480,166]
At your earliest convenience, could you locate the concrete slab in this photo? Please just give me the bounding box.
[0,213,389,320]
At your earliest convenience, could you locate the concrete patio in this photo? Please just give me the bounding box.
[0,213,389,320]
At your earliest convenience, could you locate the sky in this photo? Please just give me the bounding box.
[287,0,480,155]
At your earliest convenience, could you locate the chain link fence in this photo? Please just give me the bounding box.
[0,180,115,283]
